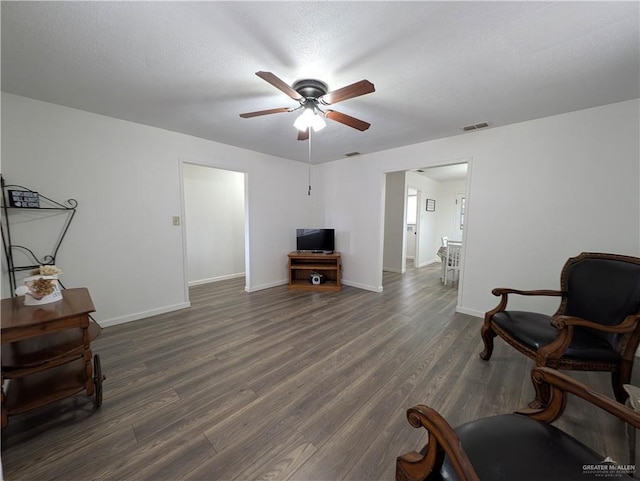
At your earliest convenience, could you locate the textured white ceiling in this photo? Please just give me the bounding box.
[2,1,638,164]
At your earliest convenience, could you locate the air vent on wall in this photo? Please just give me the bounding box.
[461,122,490,132]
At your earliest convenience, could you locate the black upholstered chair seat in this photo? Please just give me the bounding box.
[439,414,629,481]
[492,311,621,362]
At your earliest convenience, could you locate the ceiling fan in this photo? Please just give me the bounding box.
[239,71,375,141]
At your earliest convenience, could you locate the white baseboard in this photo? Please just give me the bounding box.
[455,306,484,318]
[382,267,404,273]
[417,258,440,268]
[245,279,288,292]
[188,272,244,287]
[99,301,191,328]
[246,279,382,293]
[341,279,383,292]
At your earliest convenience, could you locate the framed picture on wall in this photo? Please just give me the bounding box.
[426,199,436,212]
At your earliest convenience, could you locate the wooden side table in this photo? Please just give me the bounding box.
[1,287,104,428]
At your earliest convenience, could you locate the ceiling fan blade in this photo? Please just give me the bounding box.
[256,71,303,101]
[297,128,309,141]
[319,80,375,105]
[325,110,371,131]
[239,107,291,118]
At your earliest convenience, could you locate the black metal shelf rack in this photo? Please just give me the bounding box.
[1,175,78,294]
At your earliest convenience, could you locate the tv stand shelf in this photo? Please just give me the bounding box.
[288,252,341,292]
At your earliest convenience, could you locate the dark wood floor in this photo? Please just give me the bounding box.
[1,262,633,480]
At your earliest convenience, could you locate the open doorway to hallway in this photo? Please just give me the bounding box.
[382,162,468,290]
[181,163,247,300]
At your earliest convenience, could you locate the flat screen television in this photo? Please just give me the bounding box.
[296,228,335,253]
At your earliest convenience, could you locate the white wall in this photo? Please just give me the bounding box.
[314,100,640,316]
[382,171,406,273]
[405,171,443,267]
[436,179,467,243]
[1,93,311,326]
[183,164,245,286]
[313,157,386,292]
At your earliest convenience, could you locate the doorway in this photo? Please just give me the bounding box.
[181,163,247,298]
[382,161,469,291]
[406,187,419,265]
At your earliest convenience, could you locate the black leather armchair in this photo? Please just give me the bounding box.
[480,252,640,403]
[396,367,640,481]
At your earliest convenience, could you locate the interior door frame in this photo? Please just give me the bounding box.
[380,157,472,311]
[178,158,249,303]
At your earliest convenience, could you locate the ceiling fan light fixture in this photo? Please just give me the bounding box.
[311,112,326,132]
[294,108,314,131]
[294,106,325,132]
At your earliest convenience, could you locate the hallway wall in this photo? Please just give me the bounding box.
[183,164,245,286]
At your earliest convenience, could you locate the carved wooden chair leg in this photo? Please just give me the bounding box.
[612,368,630,404]
[479,324,496,360]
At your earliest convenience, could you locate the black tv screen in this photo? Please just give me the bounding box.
[296,228,335,253]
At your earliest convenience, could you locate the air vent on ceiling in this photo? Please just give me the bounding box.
[461,122,490,132]
[344,151,361,157]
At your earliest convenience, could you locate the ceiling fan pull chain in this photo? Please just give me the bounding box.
[308,128,312,196]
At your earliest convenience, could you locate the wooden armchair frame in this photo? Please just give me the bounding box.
[480,252,640,403]
[396,367,640,481]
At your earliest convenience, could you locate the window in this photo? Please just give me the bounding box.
[407,193,417,224]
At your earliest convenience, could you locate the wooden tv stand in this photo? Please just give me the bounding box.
[288,251,341,292]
